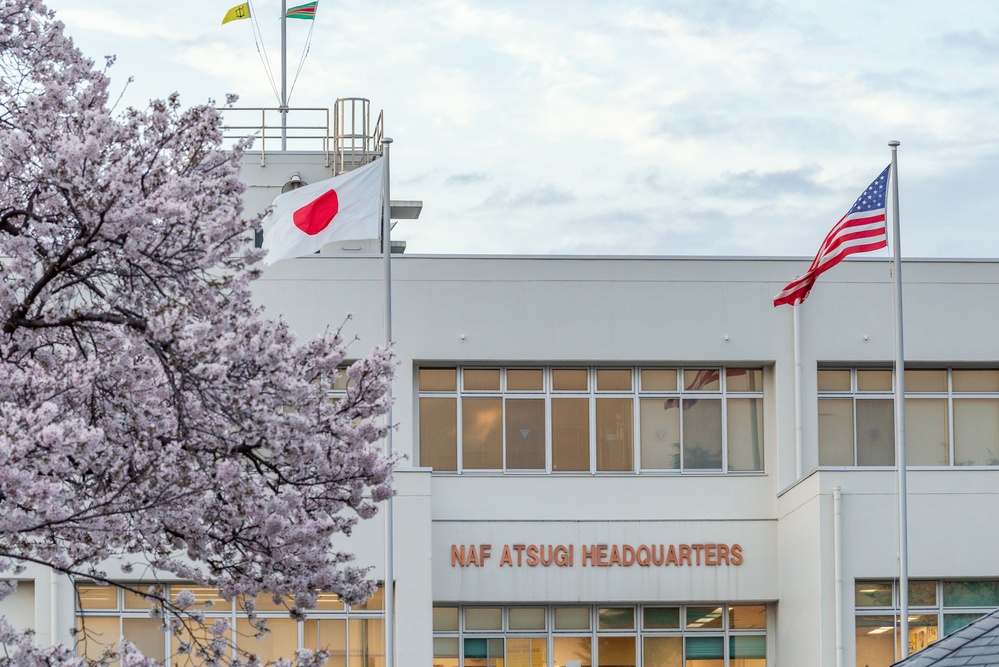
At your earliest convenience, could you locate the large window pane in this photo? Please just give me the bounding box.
[421,398,458,471]
[597,636,635,666]
[463,637,503,666]
[433,637,460,667]
[235,617,298,664]
[685,635,723,666]
[596,397,633,471]
[953,399,999,466]
[640,399,680,470]
[123,618,166,662]
[944,613,985,635]
[682,399,722,470]
[855,615,896,667]
[856,399,894,466]
[552,398,590,472]
[906,615,939,656]
[77,616,120,665]
[507,638,547,667]
[170,617,233,667]
[505,399,545,470]
[818,399,854,466]
[348,619,384,667]
[643,637,682,667]
[462,398,503,469]
[729,635,766,663]
[905,398,949,465]
[307,618,346,662]
[552,636,591,667]
[727,397,764,471]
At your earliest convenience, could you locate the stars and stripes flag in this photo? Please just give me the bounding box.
[286,1,318,19]
[773,165,891,307]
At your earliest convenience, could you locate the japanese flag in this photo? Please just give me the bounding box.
[261,158,384,265]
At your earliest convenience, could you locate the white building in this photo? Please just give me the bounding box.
[4,104,999,667]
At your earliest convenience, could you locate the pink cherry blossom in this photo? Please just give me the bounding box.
[0,1,395,665]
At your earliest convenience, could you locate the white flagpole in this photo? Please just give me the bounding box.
[888,140,910,659]
[280,0,288,150]
[380,137,396,667]
[793,304,803,480]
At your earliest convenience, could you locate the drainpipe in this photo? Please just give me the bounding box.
[834,486,844,667]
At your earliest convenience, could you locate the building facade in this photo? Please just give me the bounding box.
[5,148,999,667]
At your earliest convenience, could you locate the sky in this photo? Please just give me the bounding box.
[43,0,999,258]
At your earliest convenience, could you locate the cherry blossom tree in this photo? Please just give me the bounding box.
[0,0,394,665]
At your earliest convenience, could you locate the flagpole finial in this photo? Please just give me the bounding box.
[888,140,900,147]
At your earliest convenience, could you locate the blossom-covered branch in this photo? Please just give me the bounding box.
[0,1,395,665]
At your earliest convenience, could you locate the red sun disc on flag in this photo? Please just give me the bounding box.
[293,189,339,235]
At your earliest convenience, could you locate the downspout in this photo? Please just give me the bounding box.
[834,486,844,667]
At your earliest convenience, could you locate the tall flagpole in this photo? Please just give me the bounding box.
[380,137,396,667]
[889,139,910,659]
[280,0,288,150]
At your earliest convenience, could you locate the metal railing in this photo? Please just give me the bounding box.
[219,99,383,172]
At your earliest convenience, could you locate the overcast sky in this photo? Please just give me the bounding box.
[44,0,999,258]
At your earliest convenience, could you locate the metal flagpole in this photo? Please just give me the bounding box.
[888,139,910,659]
[380,137,396,667]
[280,0,288,150]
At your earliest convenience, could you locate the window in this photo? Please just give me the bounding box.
[855,579,999,667]
[75,583,384,667]
[433,604,767,667]
[418,367,765,474]
[819,368,999,467]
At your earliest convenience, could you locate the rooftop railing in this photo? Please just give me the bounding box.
[219,98,383,174]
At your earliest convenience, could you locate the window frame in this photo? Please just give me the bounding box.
[417,366,766,475]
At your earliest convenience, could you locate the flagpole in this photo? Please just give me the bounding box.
[280,0,288,150]
[889,139,910,659]
[380,137,396,667]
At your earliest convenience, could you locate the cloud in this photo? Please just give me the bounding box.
[482,184,576,209]
[447,172,490,186]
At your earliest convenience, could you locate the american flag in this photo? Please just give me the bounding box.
[773,165,891,307]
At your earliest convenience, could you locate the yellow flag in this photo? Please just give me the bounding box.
[222,3,251,24]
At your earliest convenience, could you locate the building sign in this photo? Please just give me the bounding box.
[451,543,743,568]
